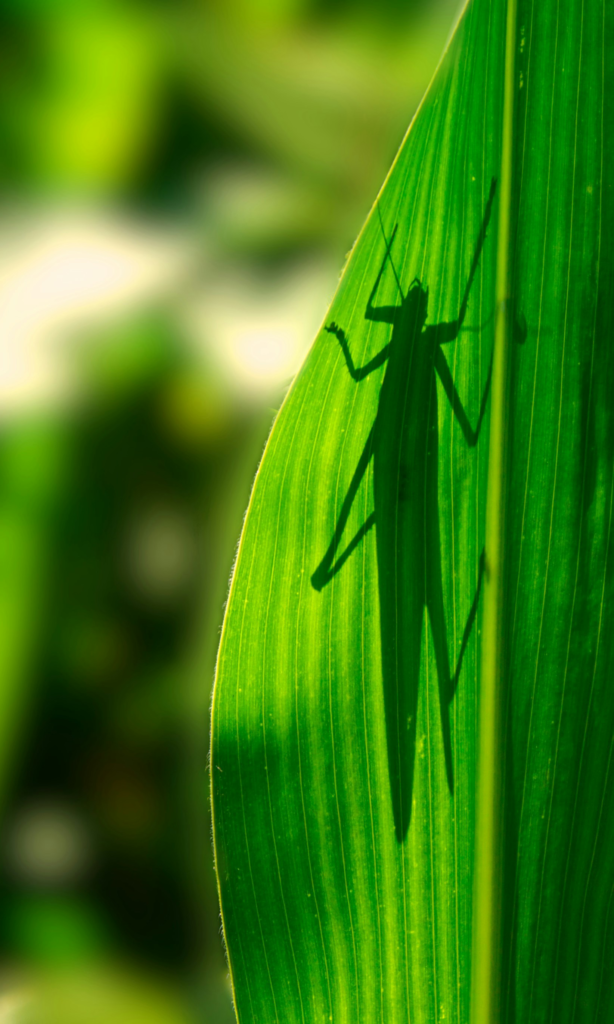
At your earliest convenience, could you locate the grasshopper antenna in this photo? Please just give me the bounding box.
[459,177,497,319]
[377,206,403,299]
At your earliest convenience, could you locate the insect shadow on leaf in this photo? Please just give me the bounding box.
[311,177,499,842]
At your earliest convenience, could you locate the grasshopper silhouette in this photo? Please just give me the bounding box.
[312,178,497,842]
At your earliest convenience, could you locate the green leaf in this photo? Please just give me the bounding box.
[211,0,614,1021]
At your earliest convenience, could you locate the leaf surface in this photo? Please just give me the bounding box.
[211,0,614,1020]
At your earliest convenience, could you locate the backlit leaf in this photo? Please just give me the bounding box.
[211,0,614,1020]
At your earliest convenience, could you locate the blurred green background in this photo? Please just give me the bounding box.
[0,0,457,1019]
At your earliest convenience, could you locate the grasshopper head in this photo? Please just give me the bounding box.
[407,278,429,327]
